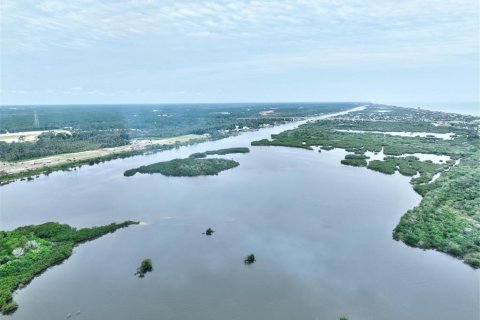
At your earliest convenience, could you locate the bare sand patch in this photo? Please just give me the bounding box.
[0,130,71,143]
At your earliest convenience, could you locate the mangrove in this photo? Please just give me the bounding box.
[0,221,139,314]
[124,158,239,177]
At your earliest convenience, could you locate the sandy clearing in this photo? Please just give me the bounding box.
[0,130,71,143]
[0,134,205,175]
[0,106,365,178]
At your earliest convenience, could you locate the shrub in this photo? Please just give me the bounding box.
[244,254,256,265]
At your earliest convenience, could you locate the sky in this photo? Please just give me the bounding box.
[1,0,479,107]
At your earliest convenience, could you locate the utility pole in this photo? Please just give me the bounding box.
[33,110,39,128]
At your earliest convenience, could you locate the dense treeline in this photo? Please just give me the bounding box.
[340,154,368,167]
[0,130,129,161]
[0,136,212,185]
[0,103,356,162]
[124,158,239,177]
[0,103,356,134]
[0,221,138,314]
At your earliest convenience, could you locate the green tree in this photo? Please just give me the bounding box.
[244,254,256,264]
[137,258,153,277]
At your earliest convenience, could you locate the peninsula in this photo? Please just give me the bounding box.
[252,105,480,268]
[0,221,139,314]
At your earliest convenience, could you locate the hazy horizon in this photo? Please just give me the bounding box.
[0,100,478,116]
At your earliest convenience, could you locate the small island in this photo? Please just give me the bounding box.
[244,254,256,265]
[189,147,250,159]
[340,154,369,167]
[0,221,139,315]
[203,228,215,236]
[136,258,153,277]
[124,158,239,177]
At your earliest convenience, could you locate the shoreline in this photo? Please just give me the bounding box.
[0,107,365,186]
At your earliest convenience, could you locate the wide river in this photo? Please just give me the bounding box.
[1,109,479,320]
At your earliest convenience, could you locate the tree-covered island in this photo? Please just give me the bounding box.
[124,158,239,177]
[136,258,153,277]
[244,254,256,265]
[189,147,250,159]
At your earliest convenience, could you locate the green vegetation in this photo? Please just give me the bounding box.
[251,105,480,268]
[340,154,368,167]
[244,254,256,265]
[136,258,153,277]
[251,120,474,156]
[0,130,129,162]
[0,138,207,186]
[394,153,480,268]
[367,156,445,185]
[204,228,215,236]
[0,103,355,162]
[1,103,355,135]
[251,105,477,158]
[124,158,239,177]
[0,221,139,314]
[1,104,355,186]
[252,138,312,150]
[189,147,249,159]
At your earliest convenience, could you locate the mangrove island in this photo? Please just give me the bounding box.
[124,158,240,177]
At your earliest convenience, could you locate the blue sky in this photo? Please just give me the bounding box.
[1,0,478,106]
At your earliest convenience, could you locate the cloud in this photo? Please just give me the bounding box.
[1,0,477,57]
[1,0,478,105]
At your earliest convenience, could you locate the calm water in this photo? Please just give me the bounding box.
[1,113,479,320]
